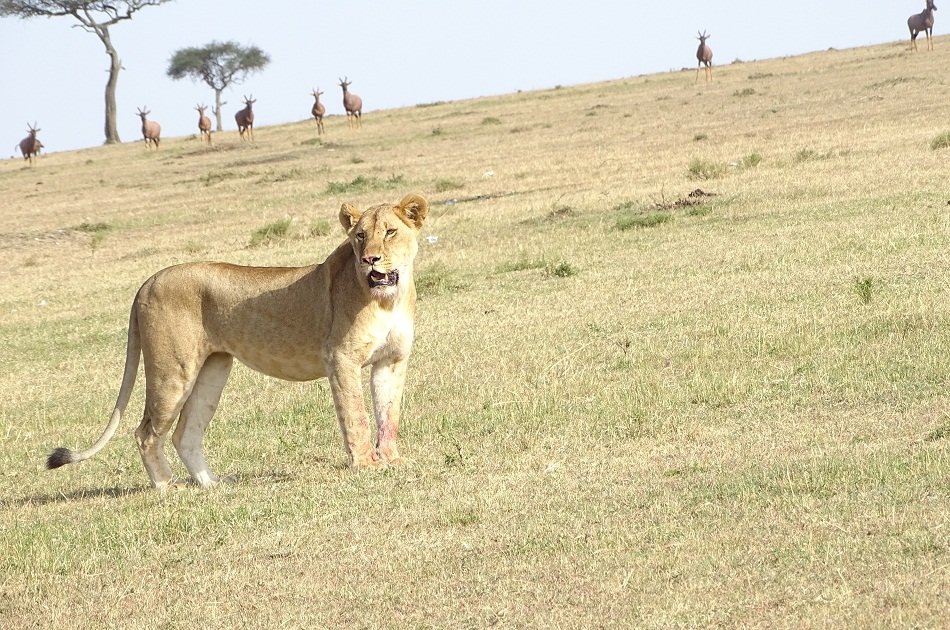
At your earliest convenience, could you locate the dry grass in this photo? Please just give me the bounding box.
[1,39,949,627]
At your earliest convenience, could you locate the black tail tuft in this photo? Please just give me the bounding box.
[46,447,75,469]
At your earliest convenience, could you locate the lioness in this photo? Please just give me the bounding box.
[47,193,429,488]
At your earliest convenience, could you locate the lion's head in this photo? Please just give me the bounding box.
[340,193,429,301]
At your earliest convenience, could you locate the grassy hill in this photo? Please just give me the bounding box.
[1,38,948,626]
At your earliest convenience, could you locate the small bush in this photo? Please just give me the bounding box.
[250,218,292,247]
[416,265,470,298]
[434,178,464,193]
[75,222,111,234]
[309,219,331,237]
[612,200,638,212]
[686,205,711,218]
[76,222,111,252]
[853,277,874,305]
[795,148,819,163]
[481,117,502,125]
[496,258,548,274]
[200,170,240,186]
[325,174,405,195]
[617,212,672,230]
[693,133,708,142]
[687,158,726,180]
[733,87,756,97]
[544,261,578,278]
[741,152,763,168]
[930,131,950,150]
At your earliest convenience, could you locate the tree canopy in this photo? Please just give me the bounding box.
[0,1,173,144]
[167,41,270,132]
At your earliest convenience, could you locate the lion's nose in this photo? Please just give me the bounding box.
[362,255,381,266]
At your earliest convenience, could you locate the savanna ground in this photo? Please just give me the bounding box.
[1,39,949,627]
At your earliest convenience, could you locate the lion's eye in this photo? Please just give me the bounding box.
[385,228,397,238]
[355,231,365,241]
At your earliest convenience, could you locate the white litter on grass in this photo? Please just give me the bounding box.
[426,235,439,245]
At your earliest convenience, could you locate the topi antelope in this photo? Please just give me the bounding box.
[196,104,212,144]
[696,30,713,82]
[909,0,937,51]
[311,88,326,135]
[339,77,362,129]
[235,95,256,141]
[17,122,42,165]
[136,107,161,149]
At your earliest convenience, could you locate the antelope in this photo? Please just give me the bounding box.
[136,107,161,149]
[696,30,713,83]
[311,88,326,135]
[17,122,41,165]
[235,95,256,142]
[909,0,937,51]
[196,104,212,144]
[339,77,362,129]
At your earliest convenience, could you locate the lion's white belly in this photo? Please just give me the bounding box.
[222,309,412,381]
[230,344,327,382]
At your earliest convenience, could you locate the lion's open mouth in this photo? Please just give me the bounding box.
[368,269,398,288]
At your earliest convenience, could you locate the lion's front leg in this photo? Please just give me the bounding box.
[327,356,384,470]
[370,358,408,464]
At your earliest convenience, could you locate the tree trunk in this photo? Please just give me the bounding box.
[213,89,225,132]
[100,25,122,144]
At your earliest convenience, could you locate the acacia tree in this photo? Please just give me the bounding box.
[0,1,172,144]
[167,41,270,132]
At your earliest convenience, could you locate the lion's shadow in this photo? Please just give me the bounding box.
[3,484,150,508]
[2,467,319,507]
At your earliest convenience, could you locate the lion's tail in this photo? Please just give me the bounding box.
[47,306,141,470]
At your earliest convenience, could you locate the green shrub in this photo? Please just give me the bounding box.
[853,277,874,304]
[795,148,819,163]
[930,131,950,150]
[309,219,331,237]
[434,178,464,193]
[617,212,672,230]
[496,258,548,274]
[74,222,111,234]
[687,158,726,180]
[544,261,578,278]
[741,152,763,168]
[416,265,470,298]
[250,218,292,247]
[325,174,405,195]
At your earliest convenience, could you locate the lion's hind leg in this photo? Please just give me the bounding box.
[172,353,233,487]
[135,354,205,489]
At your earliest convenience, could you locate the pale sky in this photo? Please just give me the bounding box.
[0,1,932,154]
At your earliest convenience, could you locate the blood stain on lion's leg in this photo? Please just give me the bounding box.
[346,417,386,470]
[376,418,402,465]
[370,359,408,465]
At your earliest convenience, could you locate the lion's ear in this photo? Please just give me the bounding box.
[339,203,361,231]
[395,193,429,229]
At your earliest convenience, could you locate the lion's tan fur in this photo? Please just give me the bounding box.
[47,194,429,489]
